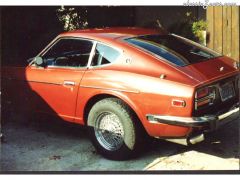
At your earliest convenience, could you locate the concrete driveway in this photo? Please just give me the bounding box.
[0,113,239,172]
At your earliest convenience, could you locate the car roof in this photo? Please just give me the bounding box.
[59,27,167,42]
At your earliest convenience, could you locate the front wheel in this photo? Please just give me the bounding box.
[87,98,140,160]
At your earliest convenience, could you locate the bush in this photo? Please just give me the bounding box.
[56,6,88,31]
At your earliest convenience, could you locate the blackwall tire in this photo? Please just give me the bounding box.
[87,98,140,160]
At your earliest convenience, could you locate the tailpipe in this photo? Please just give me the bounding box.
[187,133,205,145]
[165,133,205,146]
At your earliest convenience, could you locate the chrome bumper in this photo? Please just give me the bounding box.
[146,103,239,131]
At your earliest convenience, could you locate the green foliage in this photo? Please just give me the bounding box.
[192,20,207,44]
[56,6,88,31]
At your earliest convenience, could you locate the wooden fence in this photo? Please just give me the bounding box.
[207,6,239,62]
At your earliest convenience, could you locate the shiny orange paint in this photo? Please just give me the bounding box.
[2,27,239,138]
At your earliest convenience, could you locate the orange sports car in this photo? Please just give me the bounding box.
[2,27,239,160]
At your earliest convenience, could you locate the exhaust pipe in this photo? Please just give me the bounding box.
[187,134,205,145]
[164,134,205,146]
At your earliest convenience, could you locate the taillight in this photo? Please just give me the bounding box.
[195,86,216,110]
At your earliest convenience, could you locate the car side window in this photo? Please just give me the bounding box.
[42,38,93,68]
[91,43,121,66]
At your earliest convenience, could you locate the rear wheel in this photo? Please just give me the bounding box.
[87,98,141,160]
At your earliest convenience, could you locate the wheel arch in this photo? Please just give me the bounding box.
[83,91,145,128]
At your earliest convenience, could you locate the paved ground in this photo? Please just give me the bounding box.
[0,113,239,172]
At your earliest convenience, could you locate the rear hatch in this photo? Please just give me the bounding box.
[180,56,239,85]
[125,33,239,86]
[125,34,239,116]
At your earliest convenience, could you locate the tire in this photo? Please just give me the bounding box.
[87,98,141,160]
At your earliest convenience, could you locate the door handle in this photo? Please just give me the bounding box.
[63,81,75,86]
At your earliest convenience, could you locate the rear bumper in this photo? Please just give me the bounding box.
[146,102,239,132]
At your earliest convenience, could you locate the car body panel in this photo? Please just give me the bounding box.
[25,66,86,121]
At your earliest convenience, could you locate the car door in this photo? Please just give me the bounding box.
[26,37,94,121]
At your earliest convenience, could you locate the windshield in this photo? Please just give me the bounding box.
[125,34,221,66]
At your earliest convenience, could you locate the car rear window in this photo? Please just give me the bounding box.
[125,35,221,66]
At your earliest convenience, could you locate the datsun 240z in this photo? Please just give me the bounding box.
[2,27,239,160]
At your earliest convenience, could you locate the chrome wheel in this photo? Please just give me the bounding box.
[95,112,124,151]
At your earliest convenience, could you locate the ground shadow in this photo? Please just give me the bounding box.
[146,118,239,159]
[1,111,239,171]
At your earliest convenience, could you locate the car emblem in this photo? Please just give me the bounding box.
[126,58,132,64]
[219,67,224,72]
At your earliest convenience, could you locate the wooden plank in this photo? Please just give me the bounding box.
[222,6,227,55]
[214,6,223,54]
[222,6,232,57]
[207,6,214,49]
[231,7,240,61]
[226,7,232,58]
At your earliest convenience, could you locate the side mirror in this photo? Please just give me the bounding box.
[34,57,45,67]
